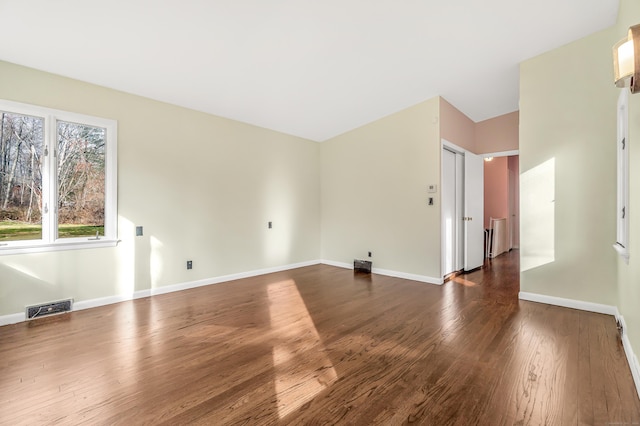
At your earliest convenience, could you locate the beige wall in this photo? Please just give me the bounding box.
[0,60,321,316]
[320,98,441,279]
[616,0,640,373]
[476,111,519,154]
[520,0,640,379]
[0,61,515,317]
[439,98,475,151]
[520,16,618,304]
[520,0,640,360]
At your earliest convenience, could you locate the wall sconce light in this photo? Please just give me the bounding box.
[484,157,493,162]
[614,24,640,92]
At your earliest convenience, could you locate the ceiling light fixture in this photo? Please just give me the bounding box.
[614,24,640,92]
[484,157,493,162]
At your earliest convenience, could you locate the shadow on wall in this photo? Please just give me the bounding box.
[0,216,156,317]
[0,260,63,314]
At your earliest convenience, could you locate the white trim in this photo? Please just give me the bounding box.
[320,259,443,285]
[518,291,618,315]
[615,90,629,262]
[0,260,321,327]
[616,314,640,399]
[0,98,118,255]
[481,149,519,158]
[321,259,352,269]
[0,312,26,326]
[73,289,151,311]
[613,243,630,263]
[373,267,443,285]
[442,139,469,155]
[0,239,118,256]
[150,260,320,296]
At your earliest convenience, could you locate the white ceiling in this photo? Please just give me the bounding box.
[0,0,619,142]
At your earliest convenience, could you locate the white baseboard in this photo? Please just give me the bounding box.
[0,260,321,327]
[518,292,618,316]
[373,267,443,285]
[519,291,640,399]
[320,259,352,269]
[320,259,443,285]
[150,260,320,296]
[0,312,26,326]
[74,289,151,311]
[616,314,640,399]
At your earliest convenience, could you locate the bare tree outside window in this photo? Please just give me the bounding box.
[0,111,44,241]
[0,100,117,253]
[57,121,106,238]
[0,114,107,241]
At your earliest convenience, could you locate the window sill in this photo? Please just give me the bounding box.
[0,239,119,256]
[613,243,629,264]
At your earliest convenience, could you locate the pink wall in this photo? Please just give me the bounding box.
[440,99,518,154]
[439,97,475,152]
[475,111,519,154]
[484,157,509,229]
[475,111,520,154]
[439,100,520,247]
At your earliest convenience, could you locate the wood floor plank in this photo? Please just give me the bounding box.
[1,251,639,425]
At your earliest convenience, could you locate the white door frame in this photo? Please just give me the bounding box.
[481,150,519,158]
[440,142,519,277]
[440,140,468,276]
[441,146,463,276]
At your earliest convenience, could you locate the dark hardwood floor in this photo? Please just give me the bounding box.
[1,251,639,425]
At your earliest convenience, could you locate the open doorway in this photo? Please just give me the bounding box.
[483,153,519,259]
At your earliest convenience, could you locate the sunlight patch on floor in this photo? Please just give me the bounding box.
[267,280,338,419]
[453,276,477,287]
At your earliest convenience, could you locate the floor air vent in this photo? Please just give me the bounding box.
[26,299,73,320]
[354,259,372,273]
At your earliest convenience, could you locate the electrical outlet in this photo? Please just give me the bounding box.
[187,260,193,270]
[368,251,372,257]
[268,221,272,229]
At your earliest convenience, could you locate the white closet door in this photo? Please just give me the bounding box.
[442,149,457,276]
[464,151,484,271]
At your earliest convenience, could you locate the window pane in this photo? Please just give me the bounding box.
[0,111,44,242]
[57,121,105,239]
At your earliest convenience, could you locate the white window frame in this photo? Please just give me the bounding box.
[0,99,118,255]
[614,90,629,263]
